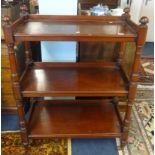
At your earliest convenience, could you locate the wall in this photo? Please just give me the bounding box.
[140,0,154,41]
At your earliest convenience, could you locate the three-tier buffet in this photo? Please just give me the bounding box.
[3,6,148,149]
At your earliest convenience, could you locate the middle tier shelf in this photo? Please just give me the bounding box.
[20,62,128,97]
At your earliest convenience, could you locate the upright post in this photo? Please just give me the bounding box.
[122,16,149,146]
[2,16,29,149]
[20,3,32,66]
[119,7,131,66]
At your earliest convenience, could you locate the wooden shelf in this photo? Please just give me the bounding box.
[20,62,128,97]
[28,100,121,138]
[3,11,148,146]
[13,15,137,41]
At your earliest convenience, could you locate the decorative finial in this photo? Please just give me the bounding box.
[20,4,29,17]
[2,16,10,26]
[122,7,130,19]
[139,16,149,25]
[124,7,130,14]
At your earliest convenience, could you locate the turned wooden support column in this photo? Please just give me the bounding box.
[122,7,130,20]
[122,16,149,146]
[24,41,32,66]
[112,97,123,131]
[20,3,29,17]
[20,4,32,66]
[116,7,131,68]
[2,16,29,148]
[118,7,131,66]
[117,42,126,66]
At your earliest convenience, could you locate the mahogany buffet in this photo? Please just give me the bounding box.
[3,5,148,149]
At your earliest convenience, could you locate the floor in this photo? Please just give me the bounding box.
[142,42,154,57]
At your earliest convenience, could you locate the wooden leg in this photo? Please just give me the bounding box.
[121,140,127,148]
[24,41,32,66]
[112,97,124,148]
[112,97,123,131]
[16,99,29,149]
[121,98,133,147]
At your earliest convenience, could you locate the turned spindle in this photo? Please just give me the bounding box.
[2,16,10,26]
[20,3,29,17]
[122,7,130,19]
[139,16,149,26]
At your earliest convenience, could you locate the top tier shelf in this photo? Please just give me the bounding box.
[11,15,137,42]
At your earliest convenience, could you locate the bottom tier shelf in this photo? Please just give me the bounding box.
[28,100,121,138]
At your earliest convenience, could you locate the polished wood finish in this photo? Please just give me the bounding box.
[2,7,148,149]
[2,15,28,148]
[12,15,136,42]
[28,100,121,138]
[122,15,149,146]
[24,42,32,66]
[20,63,128,97]
[79,42,118,62]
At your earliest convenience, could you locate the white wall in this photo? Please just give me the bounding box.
[39,1,77,15]
[140,0,154,41]
[38,0,77,62]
